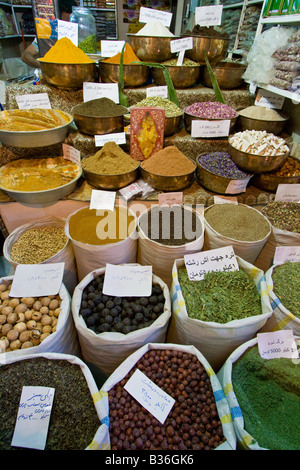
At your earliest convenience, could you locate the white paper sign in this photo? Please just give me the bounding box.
[257,330,299,360]
[184,246,239,281]
[225,177,251,194]
[16,93,51,109]
[90,189,116,211]
[94,132,126,147]
[158,192,183,206]
[62,143,81,166]
[57,19,78,45]
[214,195,238,204]
[102,263,152,297]
[275,184,300,202]
[101,40,125,57]
[146,86,168,98]
[124,369,175,424]
[9,263,64,297]
[274,246,300,264]
[170,37,193,53]
[139,7,172,27]
[0,80,6,105]
[83,82,119,103]
[195,5,223,26]
[255,89,285,110]
[191,119,230,138]
[11,386,55,450]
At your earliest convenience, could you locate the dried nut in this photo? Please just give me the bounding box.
[17,312,25,323]
[0,314,6,325]
[40,332,50,342]
[41,315,52,326]
[0,337,9,350]
[41,297,51,307]
[21,297,35,307]
[31,337,40,346]
[0,284,7,292]
[24,310,33,321]
[8,298,19,308]
[49,299,59,310]
[51,318,58,327]
[26,320,37,330]
[15,303,28,314]
[30,329,41,340]
[40,306,49,315]
[14,322,27,333]
[1,306,13,316]
[1,323,13,336]
[31,311,42,322]
[19,330,31,343]
[33,300,42,311]
[1,291,10,301]
[7,329,19,341]
[21,341,34,349]
[10,339,21,350]
[42,325,52,334]
[54,308,60,318]
[7,312,18,324]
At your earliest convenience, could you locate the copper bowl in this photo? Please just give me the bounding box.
[127,34,178,62]
[202,61,246,89]
[39,61,97,90]
[151,64,201,89]
[82,160,140,190]
[184,35,229,65]
[228,141,289,174]
[99,61,149,87]
[238,115,289,136]
[72,104,125,136]
[140,157,196,191]
[252,157,300,191]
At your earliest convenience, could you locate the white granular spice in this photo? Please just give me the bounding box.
[136,20,174,37]
[239,105,287,121]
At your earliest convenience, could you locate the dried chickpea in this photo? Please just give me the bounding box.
[8,298,19,308]
[0,314,6,325]
[42,325,52,334]
[0,284,7,292]
[1,306,13,316]
[41,297,51,307]
[7,312,18,324]
[21,341,34,349]
[1,322,13,336]
[51,317,58,328]
[49,299,59,310]
[15,303,28,314]
[16,312,25,323]
[10,339,21,350]
[24,310,33,321]
[40,332,50,342]
[40,306,49,315]
[0,291,10,301]
[54,308,60,318]
[19,330,31,343]
[21,297,35,307]
[41,315,52,326]
[31,311,42,322]
[30,329,41,340]
[7,329,19,342]
[33,300,42,311]
[14,322,27,334]
[26,320,37,330]
[0,337,9,350]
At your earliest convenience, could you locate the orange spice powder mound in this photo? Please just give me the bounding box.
[140,146,196,176]
[103,43,140,64]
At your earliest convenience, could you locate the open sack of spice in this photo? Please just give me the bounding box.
[261,201,300,247]
[0,352,105,450]
[3,216,78,295]
[94,342,237,451]
[71,265,172,376]
[0,276,80,359]
[261,261,300,336]
[167,256,273,371]
[217,336,300,450]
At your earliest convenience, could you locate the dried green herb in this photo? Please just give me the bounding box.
[178,266,262,323]
[272,262,300,317]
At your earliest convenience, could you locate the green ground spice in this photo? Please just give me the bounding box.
[78,34,96,53]
[177,266,262,323]
[73,97,127,118]
[261,201,300,233]
[0,358,100,450]
[130,97,183,118]
[204,203,271,241]
[232,344,300,450]
[272,262,300,317]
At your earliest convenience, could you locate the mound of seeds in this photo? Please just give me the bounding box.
[79,274,165,334]
[261,201,300,233]
[109,349,226,450]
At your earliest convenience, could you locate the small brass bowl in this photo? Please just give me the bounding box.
[165,114,183,136]
[184,35,229,65]
[39,61,97,90]
[72,105,125,136]
[140,158,196,191]
[238,115,289,136]
[252,157,300,192]
[228,141,289,174]
[184,111,237,135]
[202,61,246,89]
[82,160,140,190]
[99,61,149,87]
[127,34,178,62]
[151,64,201,89]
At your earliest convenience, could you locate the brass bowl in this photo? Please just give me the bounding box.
[184,35,230,65]
[252,158,300,192]
[99,61,149,87]
[202,61,246,89]
[82,160,140,190]
[151,64,201,89]
[196,156,253,195]
[238,115,289,136]
[184,111,237,135]
[228,141,289,174]
[127,34,178,62]
[72,105,125,136]
[140,158,196,191]
[164,114,183,136]
[39,61,97,90]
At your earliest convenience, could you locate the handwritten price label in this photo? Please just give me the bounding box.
[103,264,152,297]
[195,5,223,27]
[16,93,51,109]
[139,7,172,27]
[83,82,119,104]
[184,245,239,281]
[191,119,230,138]
[257,330,299,360]
[9,263,64,297]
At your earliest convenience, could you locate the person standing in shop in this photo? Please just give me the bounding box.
[21,0,77,68]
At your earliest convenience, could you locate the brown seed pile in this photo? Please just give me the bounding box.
[108,349,225,450]
[10,226,68,264]
[0,281,61,352]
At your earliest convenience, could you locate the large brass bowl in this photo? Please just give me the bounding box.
[184,111,237,135]
[252,157,300,192]
[151,64,201,89]
[228,141,289,174]
[202,61,246,89]
[127,34,178,62]
[82,161,140,190]
[39,61,97,90]
[238,115,289,136]
[72,108,124,136]
[140,158,196,191]
[184,35,230,65]
[99,61,149,87]
[164,114,183,136]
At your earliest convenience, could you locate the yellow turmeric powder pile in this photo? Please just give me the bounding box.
[102,43,140,65]
[39,37,95,64]
[82,141,138,175]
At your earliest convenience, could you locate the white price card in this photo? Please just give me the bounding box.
[101,40,125,58]
[275,183,300,202]
[158,192,183,206]
[16,93,51,109]
[11,386,55,450]
[95,132,126,147]
[191,119,230,138]
[184,246,239,281]
[274,246,300,264]
[57,19,78,45]
[214,195,238,204]
[255,88,285,110]
[257,330,299,360]
[139,6,172,27]
[124,369,175,424]
[102,264,152,297]
[146,86,168,98]
[195,5,223,27]
[170,37,193,53]
[83,82,119,103]
[90,189,116,211]
[225,177,251,194]
[62,143,81,166]
[9,263,64,297]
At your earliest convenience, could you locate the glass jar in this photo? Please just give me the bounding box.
[69,6,97,53]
